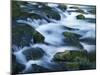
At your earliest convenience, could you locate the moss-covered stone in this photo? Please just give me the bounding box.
[53,50,88,62]
[23,48,45,61]
[53,50,96,70]
[33,31,44,43]
[57,4,67,12]
[12,24,44,47]
[63,32,83,48]
[76,14,85,19]
[65,62,80,70]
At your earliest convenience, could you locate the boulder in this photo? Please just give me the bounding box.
[57,4,67,12]
[12,24,44,47]
[63,32,83,48]
[76,14,85,19]
[22,48,45,61]
[53,50,96,70]
[53,50,88,62]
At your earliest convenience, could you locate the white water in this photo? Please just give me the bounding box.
[13,4,96,72]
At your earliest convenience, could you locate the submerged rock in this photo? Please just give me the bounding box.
[76,14,85,19]
[12,24,44,47]
[12,54,25,74]
[22,48,45,61]
[63,32,83,48]
[33,30,45,43]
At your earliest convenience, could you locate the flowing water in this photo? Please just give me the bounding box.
[12,3,96,73]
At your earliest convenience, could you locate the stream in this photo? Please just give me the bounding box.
[12,2,96,73]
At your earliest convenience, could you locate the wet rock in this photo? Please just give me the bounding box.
[33,30,44,43]
[53,50,96,70]
[63,32,83,48]
[57,4,67,12]
[53,50,88,62]
[12,1,43,20]
[12,24,44,47]
[65,62,80,70]
[12,54,25,74]
[12,1,61,21]
[76,14,85,19]
[26,64,50,73]
[22,48,45,61]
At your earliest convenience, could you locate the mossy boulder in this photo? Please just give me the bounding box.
[22,48,45,61]
[32,30,44,43]
[65,62,80,70]
[53,50,88,62]
[63,32,83,48]
[12,54,25,74]
[53,50,96,70]
[12,24,44,47]
[57,4,67,12]
[76,14,85,19]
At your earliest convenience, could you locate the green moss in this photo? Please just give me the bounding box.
[12,25,44,47]
[32,31,44,43]
[53,50,88,62]
[63,32,82,48]
[65,62,80,70]
[53,51,72,61]
[76,14,85,19]
[53,50,96,70]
